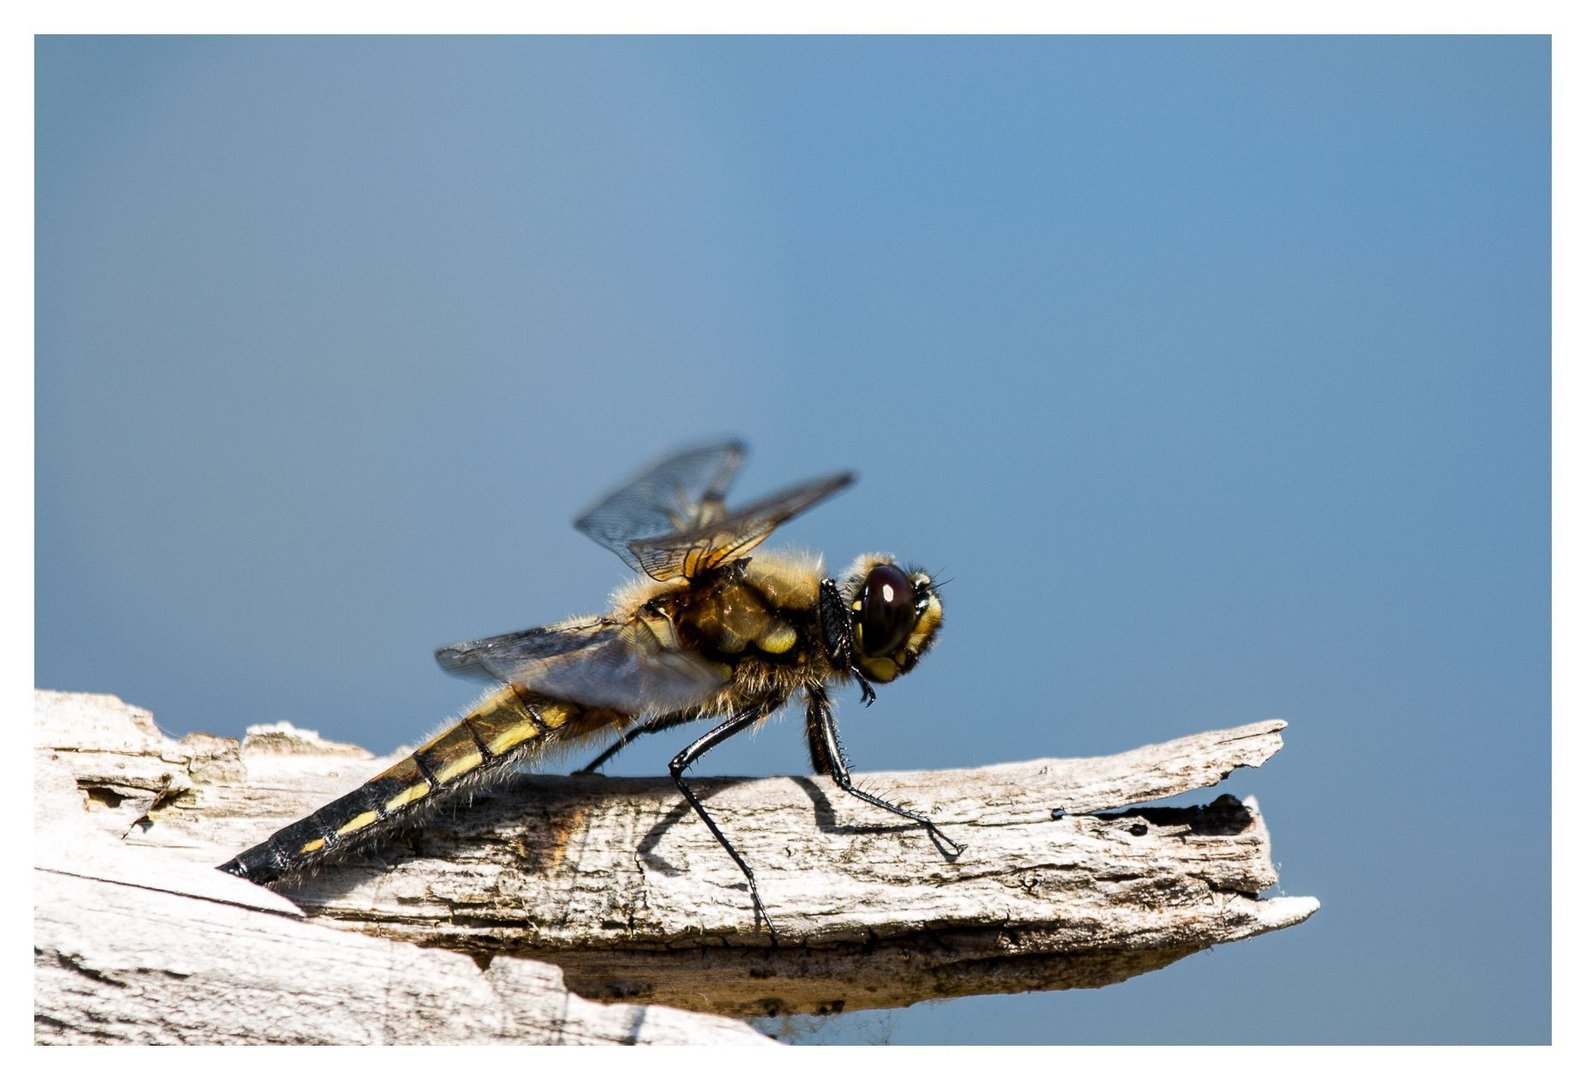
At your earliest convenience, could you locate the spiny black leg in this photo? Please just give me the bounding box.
[807,684,965,856]
[574,735,633,776]
[575,713,696,774]
[670,705,779,937]
[804,692,836,777]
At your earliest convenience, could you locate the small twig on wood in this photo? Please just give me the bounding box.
[34,690,1317,1040]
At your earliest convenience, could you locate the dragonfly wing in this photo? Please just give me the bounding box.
[435,615,729,715]
[436,619,610,683]
[573,440,747,575]
[626,470,854,581]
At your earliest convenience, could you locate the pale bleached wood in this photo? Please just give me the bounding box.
[35,858,769,1045]
[35,689,1318,1024]
[34,691,768,1045]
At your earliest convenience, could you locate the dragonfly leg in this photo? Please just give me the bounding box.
[575,712,696,774]
[669,704,780,937]
[805,684,965,857]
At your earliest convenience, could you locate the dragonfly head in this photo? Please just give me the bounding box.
[838,554,943,685]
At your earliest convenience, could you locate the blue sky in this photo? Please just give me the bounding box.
[36,36,1549,1044]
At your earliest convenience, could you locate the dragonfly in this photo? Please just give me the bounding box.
[220,440,961,931]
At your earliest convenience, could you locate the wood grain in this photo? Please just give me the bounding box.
[34,690,1318,1036]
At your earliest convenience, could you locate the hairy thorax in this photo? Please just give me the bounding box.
[611,550,836,712]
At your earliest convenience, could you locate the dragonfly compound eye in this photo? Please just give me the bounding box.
[859,563,917,657]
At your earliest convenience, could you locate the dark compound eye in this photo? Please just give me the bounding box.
[860,564,917,657]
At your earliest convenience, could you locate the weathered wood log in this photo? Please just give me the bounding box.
[34,689,1318,1036]
[34,857,769,1045]
[34,691,768,1045]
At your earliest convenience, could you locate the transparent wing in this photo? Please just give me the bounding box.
[435,616,728,715]
[573,440,747,575]
[625,470,854,581]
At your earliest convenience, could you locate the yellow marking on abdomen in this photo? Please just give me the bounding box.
[482,719,541,756]
[466,689,578,756]
[383,782,430,813]
[299,837,327,855]
[533,700,574,729]
[409,719,490,782]
[364,693,585,808]
[337,810,380,837]
[433,748,483,783]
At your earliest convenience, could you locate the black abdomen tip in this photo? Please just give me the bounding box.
[218,845,287,885]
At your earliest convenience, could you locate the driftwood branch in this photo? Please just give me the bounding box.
[34,689,1317,1040]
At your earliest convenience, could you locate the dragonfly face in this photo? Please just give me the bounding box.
[846,558,944,685]
[220,440,958,934]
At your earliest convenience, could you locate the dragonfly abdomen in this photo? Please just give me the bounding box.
[220,685,605,884]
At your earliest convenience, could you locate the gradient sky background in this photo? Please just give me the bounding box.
[36,36,1549,1044]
